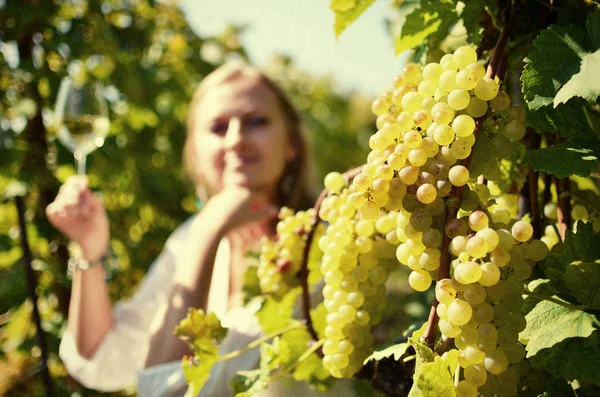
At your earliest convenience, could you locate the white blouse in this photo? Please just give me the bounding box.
[59,217,354,397]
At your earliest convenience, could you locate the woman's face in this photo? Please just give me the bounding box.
[192,75,295,200]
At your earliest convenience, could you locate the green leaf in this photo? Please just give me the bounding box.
[544,221,600,309]
[528,331,600,385]
[333,0,376,37]
[522,24,588,110]
[182,355,218,397]
[461,0,490,43]
[586,9,600,50]
[544,378,578,397]
[364,341,411,364]
[408,349,458,397]
[395,7,443,55]
[554,49,600,106]
[330,0,355,12]
[521,300,597,357]
[310,302,327,338]
[256,288,301,334]
[525,98,600,142]
[522,141,599,178]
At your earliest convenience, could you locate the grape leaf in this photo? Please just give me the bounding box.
[528,331,600,385]
[521,300,597,357]
[544,222,600,309]
[586,9,600,49]
[522,141,599,178]
[330,0,355,12]
[554,49,600,106]
[333,0,376,38]
[182,355,218,397]
[522,24,588,110]
[395,2,458,56]
[461,0,491,43]
[175,309,228,395]
[364,341,411,364]
[408,349,458,397]
[256,287,301,334]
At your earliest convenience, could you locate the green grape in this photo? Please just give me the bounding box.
[449,165,470,186]
[423,62,443,82]
[431,102,455,125]
[440,53,458,71]
[416,183,437,204]
[447,299,473,325]
[446,218,468,238]
[502,120,526,141]
[454,261,482,284]
[468,210,489,231]
[478,262,501,287]
[408,269,432,291]
[525,239,549,261]
[471,302,495,324]
[408,148,428,167]
[402,91,423,113]
[371,97,391,116]
[490,90,510,110]
[543,202,557,220]
[484,349,509,375]
[402,62,422,84]
[448,88,471,110]
[403,129,423,148]
[413,109,434,130]
[418,80,437,97]
[511,220,533,242]
[466,96,488,118]
[474,77,499,101]
[433,124,455,146]
[439,318,462,337]
[453,46,478,68]
[463,283,486,305]
[464,364,488,387]
[452,114,476,137]
[459,345,486,367]
[456,68,478,91]
[476,228,499,251]
[396,110,414,131]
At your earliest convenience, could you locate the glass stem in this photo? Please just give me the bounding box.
[76,152,87,175]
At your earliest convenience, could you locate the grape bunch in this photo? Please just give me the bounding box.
[318,172,398,378]
[257,207,317,299]
[437,214,548,396]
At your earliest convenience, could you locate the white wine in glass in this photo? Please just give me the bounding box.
[54,76,110,175]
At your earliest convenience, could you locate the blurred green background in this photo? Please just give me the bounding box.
[0,1,426,395]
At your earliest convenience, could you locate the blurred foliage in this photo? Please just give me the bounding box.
[0,0,373,395]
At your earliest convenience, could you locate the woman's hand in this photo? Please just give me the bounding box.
[196,185,278,242]
[46,176,110,262]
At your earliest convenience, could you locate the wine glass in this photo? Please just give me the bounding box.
[54,76,110,175]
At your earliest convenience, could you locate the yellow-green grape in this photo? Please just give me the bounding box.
[423,62,443,82]
[324,172,346,193]
[456,68,478,91]
[371,97,390,116]
[403,129,423,148]
[436,278,457,304]
[466,96,488,118]
[402,62,422,84]
[459,345,486,367]
[408,148,428,167]
[413,109,434,130]
[452,114,476,137]
[402,91,422,113]
[450,139,472,160]
[434,124,455,146]
[543,202,557,220]
[476,228,499,251]
[474,76,499,101]
[511,220,533,242]
[439,69,458,92]
[468,210,489,231]
[447,299,473,325]
[440,53,458,70]
[416,183,437,204]
[418,80,437,97]
[502,120,526,141]
[408,269,432,291]
[397,110,414,131]
[464,364,488,387]
[454,261,482,284]
[525,239,549,261]
[484,350,509,375]
[448,165,470,186]
[439,319,462,338]
[453,46,478,69]
[447,89,471,110]
[490,90,510,110]
[466,62,486,79]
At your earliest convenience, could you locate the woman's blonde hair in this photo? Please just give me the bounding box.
[183,62,316,211]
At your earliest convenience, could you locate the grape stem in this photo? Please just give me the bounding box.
[422,6,512,346]
[299,166,363,348]
[522,290,586,312]
[218,323,305,362]
[270,339,325,381]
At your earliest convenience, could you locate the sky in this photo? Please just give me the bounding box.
[179,0,410,97]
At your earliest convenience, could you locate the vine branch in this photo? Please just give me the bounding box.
[299,166,363,345]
